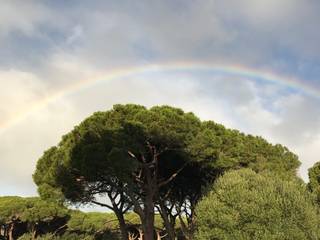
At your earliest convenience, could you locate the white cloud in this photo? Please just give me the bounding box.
[0,98,80,196]
[0,70,47,130]
[271,94,320,146]
[295,135,320,180]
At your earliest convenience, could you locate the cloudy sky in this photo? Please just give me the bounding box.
[1,0,320,197]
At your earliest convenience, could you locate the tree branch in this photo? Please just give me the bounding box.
[128,151,137,159]
[122,204,132,214]
[91,200,114,211]
[158,162,188,187]
[123,186,144,218]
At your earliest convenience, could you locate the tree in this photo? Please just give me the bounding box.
[34,104,203,240]
[156,120,300,239]
[18,210,120,240]
[156,161,215,240]
[0,197,27,240]
[195,169,320,240]
[67,211,113,235]
[308,162,320,204]
[20,198,69,240]
[0,197,68,240]
[33,104,301,240]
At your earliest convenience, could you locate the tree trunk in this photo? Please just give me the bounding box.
[31,224,37,240]
[143,193,155,240]
[0,224,5,238]
[162,214,175,240]
[1,224,5,239]
[4,225,8,239]
[158,201,175,240]
[8,222,14,240]
[32,230,37,240]
[178,213,194,240]
[114,210,128,240]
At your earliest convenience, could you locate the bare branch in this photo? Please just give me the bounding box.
[91,200,114,211]
[128,151,137,159]
[158,162,188,187]
[122,204,132,214]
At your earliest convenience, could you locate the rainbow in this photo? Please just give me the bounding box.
[0,61,317,134]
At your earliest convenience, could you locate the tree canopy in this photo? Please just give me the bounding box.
[195,169,320,240]
[33,104,301,240]
[0,197,68,240]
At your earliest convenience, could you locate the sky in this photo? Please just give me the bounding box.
[1,0,320,198]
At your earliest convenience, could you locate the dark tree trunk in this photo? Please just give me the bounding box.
[158,201,175,240]
[93,187,131,240]
[4,225,8,239]
[178,214,190,240]
[127,143,184,240]
[114,210,128,240]
[108,191,129,240]
[8,222,14,240]
[178,209,195,240]
[143,191,155,240]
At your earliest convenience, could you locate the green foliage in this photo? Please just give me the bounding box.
[0,196,68,223]
[0,196,69,240]
[0,196,27,223]
[124,212,163,229]
[33,104,301,239]
[18,232,97,240]
[66,210,163,234]
[55,233,95,240]
[57,231,118,240]
[20,197,69,224]
[17,233,34,240]
[0,196,123,239]
[189,121,300,175]
[195,169,320,240]
[34,104,300,203]
[308,162,320,204]
[67,210,114,233]
[34,104,202,198]
[67,211,123,239]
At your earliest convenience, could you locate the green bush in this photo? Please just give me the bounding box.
[195,169,320,240]
[17,233,33,240]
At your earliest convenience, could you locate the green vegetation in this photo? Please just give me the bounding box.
[308,162,320,204]
[1,104,315,240]
[0,197,68,240]
[195,169,320,240]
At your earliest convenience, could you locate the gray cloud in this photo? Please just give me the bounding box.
[1,0,320,197]
[0,1,49,37]
[2,1,320,80]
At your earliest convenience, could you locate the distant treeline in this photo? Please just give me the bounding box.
[0,197,168,240]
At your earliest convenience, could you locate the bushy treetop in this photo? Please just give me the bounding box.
[0,196,68,224]
[195,169,320,240]
[34,105,300,201]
